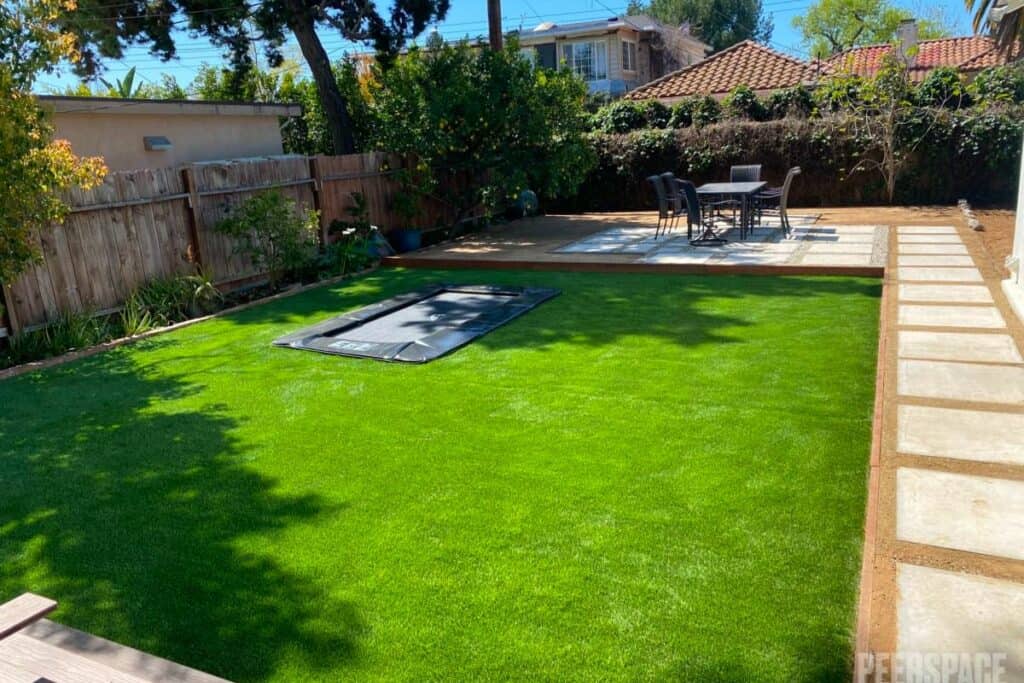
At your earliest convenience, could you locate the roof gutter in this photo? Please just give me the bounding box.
[36,96,302,118]
[991,0,1024,22]
[520,25,624,41]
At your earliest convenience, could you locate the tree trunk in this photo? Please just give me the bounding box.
[488,0,503,50]
[885,111,897,204]
[289,12,356,154]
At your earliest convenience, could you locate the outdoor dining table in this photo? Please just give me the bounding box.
[696,181,767,239]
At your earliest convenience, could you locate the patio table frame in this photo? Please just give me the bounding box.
[695,181,767,240]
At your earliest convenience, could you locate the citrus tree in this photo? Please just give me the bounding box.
[0,0,106,285]
[366,41,595,223]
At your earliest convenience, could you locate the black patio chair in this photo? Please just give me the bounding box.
[647,174,682,238]
[755,167,802,236]
[677,179,734,246]
[729,165,763,224]
[660,171,687,228]
[730,164,762,182]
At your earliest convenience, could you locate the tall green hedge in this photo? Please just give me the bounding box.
[549,110,1023,211]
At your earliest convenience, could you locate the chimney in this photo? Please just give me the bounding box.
[897,19,918,66]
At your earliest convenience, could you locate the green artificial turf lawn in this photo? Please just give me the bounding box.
[0,268,880,682]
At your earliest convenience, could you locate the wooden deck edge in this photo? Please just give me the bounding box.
[0,593,57,641]
[21,618,231,683]
[0,267,377,382]
[853,274,890,680]
[380,256,886,278]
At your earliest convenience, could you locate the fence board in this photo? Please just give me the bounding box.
[44,223,82,313]
[1,152,449,332]
[188,156,314,285]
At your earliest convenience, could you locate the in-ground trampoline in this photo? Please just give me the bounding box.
[274,284,560,363]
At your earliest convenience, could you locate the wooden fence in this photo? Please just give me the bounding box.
[1,152,462,334]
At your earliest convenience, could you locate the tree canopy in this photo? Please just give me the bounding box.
[793,0,950,58]
[366,41,595,223]
[635,0,773,52]
[1,0,106,285]
[58,0,450,153]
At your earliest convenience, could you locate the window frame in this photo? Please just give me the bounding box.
[621,39,638,73]
[560,39,609,81]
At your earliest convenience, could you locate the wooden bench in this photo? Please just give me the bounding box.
[0,594,230,683]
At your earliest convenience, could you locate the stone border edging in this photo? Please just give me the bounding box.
[380,256,885,278]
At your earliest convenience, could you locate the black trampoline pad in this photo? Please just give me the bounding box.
[273,284,560,363]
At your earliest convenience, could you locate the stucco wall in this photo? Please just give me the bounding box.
[51,111,286,171]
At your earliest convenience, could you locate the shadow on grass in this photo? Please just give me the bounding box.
[218,268,881,355]
[0,354,361,681]
[0,268,880,681]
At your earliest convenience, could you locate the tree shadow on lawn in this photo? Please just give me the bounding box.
[218,268,882,354]
[661,631,854,682]
[0,352,361,681]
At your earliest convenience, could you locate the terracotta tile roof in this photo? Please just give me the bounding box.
[826,36,1022,82]
[626,40,823,100]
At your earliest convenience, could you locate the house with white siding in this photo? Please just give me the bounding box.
[514,15,711,96]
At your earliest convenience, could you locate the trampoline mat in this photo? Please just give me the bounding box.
[273,284,560,363]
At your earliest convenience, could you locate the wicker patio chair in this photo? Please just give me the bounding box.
[755,167,802,236]
[730,164,762,182]
[677,179,735,246]
[647,174,677,238]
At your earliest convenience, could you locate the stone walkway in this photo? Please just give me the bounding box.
[861,223,1024,680]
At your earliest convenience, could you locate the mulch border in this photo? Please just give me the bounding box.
[0,267,376,382]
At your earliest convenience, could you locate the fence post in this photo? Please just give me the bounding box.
[0,283,20,337]
[309,155,329,247]
[181,166,204,268]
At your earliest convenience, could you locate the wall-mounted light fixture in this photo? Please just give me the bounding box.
[143,136,172,151]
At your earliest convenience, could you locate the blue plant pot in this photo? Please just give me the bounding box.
[390,228,422,253]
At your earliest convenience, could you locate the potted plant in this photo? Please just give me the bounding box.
[387,168,431,253]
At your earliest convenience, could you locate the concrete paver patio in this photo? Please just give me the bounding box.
[897,468,1024,560]
[896,564,1024,680]
[397,210,890,271]
[896,405,1024,466]
[897,304,1006,329]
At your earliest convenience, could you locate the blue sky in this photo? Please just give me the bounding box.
[37,0,976,93]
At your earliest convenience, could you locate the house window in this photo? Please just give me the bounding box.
[622,40,637,72]
[519,47,537,66]
[561,40,608,81]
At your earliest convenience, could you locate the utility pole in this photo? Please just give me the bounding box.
[488,0,503,50]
